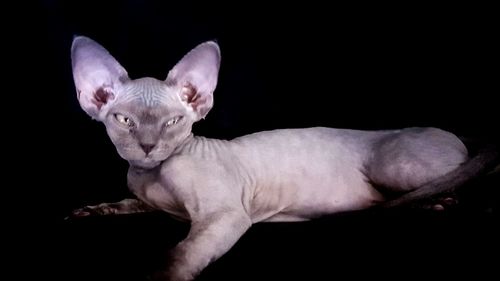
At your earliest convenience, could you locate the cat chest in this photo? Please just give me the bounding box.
[127,170,188,220]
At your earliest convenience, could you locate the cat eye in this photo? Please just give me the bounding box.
[166,116,183,127]
[114,113,135,127]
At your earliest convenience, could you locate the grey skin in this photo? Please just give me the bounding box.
[69,36,495,281]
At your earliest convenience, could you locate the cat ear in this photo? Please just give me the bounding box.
[71,36,129,120]
[166,41,221,121]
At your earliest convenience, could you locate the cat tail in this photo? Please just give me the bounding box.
[380,139,500,209]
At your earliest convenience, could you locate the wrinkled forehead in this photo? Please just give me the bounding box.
[121,77,180,107]
[112,99,170,120]
[110,78,186,119]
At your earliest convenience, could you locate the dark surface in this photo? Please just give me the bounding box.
[16,1,499,280]
[57,201,500,281]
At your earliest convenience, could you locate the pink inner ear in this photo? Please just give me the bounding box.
[181,83,205,111]
[92,88,115,110]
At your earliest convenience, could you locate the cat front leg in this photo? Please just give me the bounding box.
[68,198,155,218]
[152,210,252,281]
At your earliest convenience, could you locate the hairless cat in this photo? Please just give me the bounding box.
[69,36,498,281]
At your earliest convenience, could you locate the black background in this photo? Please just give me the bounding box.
[17,1,499,280]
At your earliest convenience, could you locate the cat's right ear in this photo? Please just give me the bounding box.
[71,36,129,120]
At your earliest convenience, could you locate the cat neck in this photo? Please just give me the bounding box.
[173,132,196,154]
[172,134,234,159]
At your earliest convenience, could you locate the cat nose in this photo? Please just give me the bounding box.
[140,143,155,154]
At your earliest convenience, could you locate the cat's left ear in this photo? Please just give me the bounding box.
[166,41,221,121]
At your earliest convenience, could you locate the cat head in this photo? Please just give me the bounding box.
[71,36,220,168]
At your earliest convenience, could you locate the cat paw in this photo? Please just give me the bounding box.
[431,197,458,211]
[65,204,116,219]
[420,195,459,211]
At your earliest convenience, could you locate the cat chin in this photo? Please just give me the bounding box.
[128,159,162,169]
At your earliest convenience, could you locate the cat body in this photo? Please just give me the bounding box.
[128,127,465,224]
[70,36,491,281]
